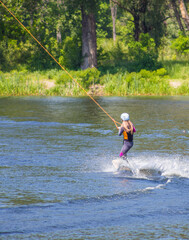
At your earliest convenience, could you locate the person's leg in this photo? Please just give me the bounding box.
[119,141,133,159]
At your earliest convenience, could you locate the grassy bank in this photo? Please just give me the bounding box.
[0,60,189,96]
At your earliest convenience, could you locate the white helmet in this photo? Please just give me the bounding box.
[121,113,129,121]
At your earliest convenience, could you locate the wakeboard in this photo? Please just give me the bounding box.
[112,158,133,174]
[112,158,163,180]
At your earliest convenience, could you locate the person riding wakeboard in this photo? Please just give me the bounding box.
[118,113,136,160]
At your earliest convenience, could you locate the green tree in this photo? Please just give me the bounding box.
[171,33,189,55]
[0,0,82,70]
[127,33,159,71]
[63,0,101,69]
[96,1,112,39]
[112,0,168,46]
[59,36,81,69]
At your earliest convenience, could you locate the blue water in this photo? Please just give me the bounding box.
[0,96,189,239]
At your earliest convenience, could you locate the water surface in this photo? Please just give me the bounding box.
[0,96,189,239]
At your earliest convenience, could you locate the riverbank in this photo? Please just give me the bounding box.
[0,61,188,96]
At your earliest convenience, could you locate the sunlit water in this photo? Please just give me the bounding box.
[0,96,189,239]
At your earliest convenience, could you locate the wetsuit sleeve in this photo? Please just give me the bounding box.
[118,127,124,136]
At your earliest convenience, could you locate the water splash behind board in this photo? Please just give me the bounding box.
[111,154,189,180]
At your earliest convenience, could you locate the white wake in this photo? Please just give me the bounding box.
[102,154,189,179]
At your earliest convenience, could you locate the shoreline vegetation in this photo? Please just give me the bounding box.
[1,1,189,97]
[0,60,189,97]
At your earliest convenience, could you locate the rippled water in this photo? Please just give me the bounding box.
[0,96,189,239]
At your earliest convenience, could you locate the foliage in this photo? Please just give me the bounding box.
[59,37,81,70]
[174,81,189,95]
[171,34,189,55]
[97,39,127,68]
[115,12,134,44]
[0,41,7,70]
[0,70,45,95]
[127,33,160,71]
[162,60,189,80]
[0,67,188,96]
[96,1,112,38]
[0,0,187,72]
[98,34,162,72]
[115,0,168,45]
[102,68,170,96]
[0,0,82,70]
[56,68,100,89]
[0,0,188,97]
[0,38,33,70]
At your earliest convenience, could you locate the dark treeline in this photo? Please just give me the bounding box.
[0,0,189,72]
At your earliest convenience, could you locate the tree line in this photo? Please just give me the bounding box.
[0,0,189,72]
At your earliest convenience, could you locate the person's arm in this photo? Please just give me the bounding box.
[133,125,136,133]
[118,127,124,136]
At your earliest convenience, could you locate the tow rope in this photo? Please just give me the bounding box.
[0,0,121,128]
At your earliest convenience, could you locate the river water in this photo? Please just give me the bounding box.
[0,96,189,239]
